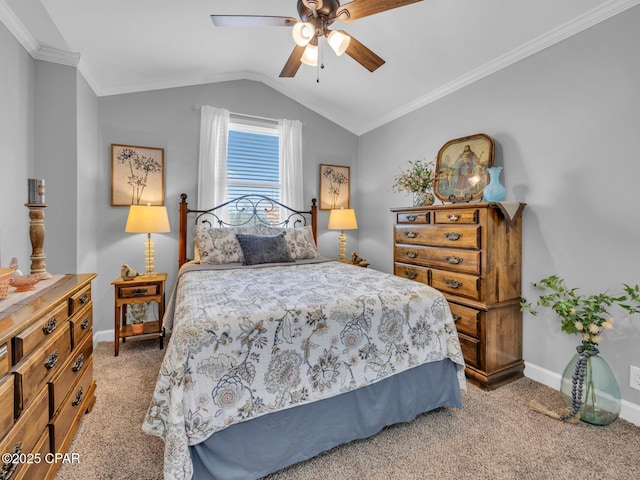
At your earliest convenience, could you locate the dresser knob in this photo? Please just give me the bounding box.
[404,231,418,239]
[42,317,57,334]
[79,293,89,305]
[405,250,418,259]
[72,354,85,372]
[72,387,84,407]
[445,256,463,265]
[447,214,460,222]
[444,232,462,241]
[444,279,462,289]
[45,350,59,369]
[452,314,461,322]
[404,270,418,279]
[81,317,90,330]
[406,215,417,222]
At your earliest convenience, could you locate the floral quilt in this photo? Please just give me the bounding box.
[143,260,466,480]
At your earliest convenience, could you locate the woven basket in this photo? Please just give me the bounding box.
[0,267,13,300]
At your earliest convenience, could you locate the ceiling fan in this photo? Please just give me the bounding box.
[211,0,423,78]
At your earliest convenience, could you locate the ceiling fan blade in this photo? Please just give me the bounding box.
[335,0,422,22]
[279,45,306,78]
[343,32,385,72]
[211,15,297,27]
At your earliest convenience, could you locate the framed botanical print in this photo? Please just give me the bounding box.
[433,133,494,202]
[111,144,165,206]
[319,164,350,210]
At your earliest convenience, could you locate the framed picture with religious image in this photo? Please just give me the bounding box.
[319,164,350,210]
[111,144,165,206]
[433,133,494,203]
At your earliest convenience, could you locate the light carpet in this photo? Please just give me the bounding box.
[56,339,640,480]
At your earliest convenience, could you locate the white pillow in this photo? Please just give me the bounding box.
[194,225,257,264]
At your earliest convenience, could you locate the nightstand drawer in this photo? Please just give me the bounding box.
[395,225,481,249]
[13,302,67,363]
[118,284,159,298]
[431,270,481,300]
[450,302,480,338]
[394,263,428,284]
[69,284,91,316]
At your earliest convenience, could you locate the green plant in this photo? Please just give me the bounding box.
[128,303,148,324]
[392,158,435,194]
[521,275,640,350]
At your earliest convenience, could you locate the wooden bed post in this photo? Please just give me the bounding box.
[311,198,318,244]
[179,193,188,267]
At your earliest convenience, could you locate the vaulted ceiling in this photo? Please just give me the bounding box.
[2,0,637,134]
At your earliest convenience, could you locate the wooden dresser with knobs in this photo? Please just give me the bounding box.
[0,274,96,479]
[391,203,525,389]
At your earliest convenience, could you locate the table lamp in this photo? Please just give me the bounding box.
[328,208,358,261]
[125,204,170,276]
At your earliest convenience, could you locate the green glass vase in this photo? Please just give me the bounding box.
[560,347,621,426]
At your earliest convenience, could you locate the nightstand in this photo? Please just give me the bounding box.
[111,273,167,356]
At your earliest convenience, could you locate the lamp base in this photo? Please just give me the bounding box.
[143,233,157,276]
[338,231,346,262]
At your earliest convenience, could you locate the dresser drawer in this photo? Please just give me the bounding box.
[14,322,72,416]
[13,429,53,480]
[0,343,9,377]
[431,270,481,300]
[450,302,481,338]
[118,284,159,299]
[68,284,92,316]
[433,208,479,224]
[395,225,481,249]
[0,387,49,480]
[0,375,14,438]
[458,333,480,368]
[70,302,93,350]
[396,212,430,224]
[49,333,93,416]
[13,302,68,364]
[394,245,480,275]
[394,263,429,284]
[50,357,94,454]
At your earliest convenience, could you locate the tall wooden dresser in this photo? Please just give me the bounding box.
[391,203,524,389]
[0,274,96,479]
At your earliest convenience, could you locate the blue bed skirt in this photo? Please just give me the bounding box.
[190,358,462,480]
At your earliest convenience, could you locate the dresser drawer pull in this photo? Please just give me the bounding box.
[405,250,418,259]
[81,317,90,330]
[444,279,463,289]
[45,350,59,369]
[79,293,90,305]
[404,231,418,239]
[447,214,460,222]
[72,354,85,372]
[444,232,462,241]
[72,387,84,407]
[131,288,148,296]
[42,317,57,334]
[404,270,418,280]
[453,314,461,322]
[2,442,22,478]
[445,255,463,265]
[406,215,417,222]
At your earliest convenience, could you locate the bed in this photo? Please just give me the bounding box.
[143,194,466,480]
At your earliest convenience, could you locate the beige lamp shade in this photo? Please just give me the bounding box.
[125,205,170,233]
[328,208,358,230]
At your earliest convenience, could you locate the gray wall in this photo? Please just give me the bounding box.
[358,6,640,405]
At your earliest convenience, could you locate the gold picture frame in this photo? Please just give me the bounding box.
[111,144,165,206]
[434,133,494,202]
[319,164,350,210]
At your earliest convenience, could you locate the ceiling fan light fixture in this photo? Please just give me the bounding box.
[300,43,318,66]
[327,30,350,56]
[292,22,315,46]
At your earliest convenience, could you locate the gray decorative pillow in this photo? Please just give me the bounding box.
[236,232,295,266]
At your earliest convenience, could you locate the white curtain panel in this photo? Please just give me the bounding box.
[198,106,229,210]
[279,119,304,211]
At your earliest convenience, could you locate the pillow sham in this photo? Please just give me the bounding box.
[235,232,295,266]
[252,225,320,260]
[194,225,252,264]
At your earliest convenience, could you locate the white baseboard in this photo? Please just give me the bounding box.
[93,329,113,348]
[524,361,640,426]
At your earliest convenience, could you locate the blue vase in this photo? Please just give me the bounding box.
[483,166,506,202]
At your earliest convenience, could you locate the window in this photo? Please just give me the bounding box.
[227,121,280,202]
